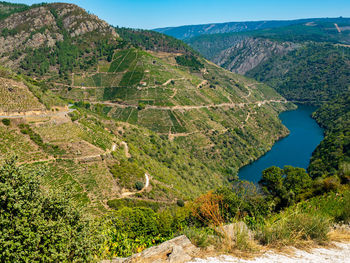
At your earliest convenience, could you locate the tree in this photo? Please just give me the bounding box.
[0,158,101,262]
[1,118,10,126]
[259,166,313,209]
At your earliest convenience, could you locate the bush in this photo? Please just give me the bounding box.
[135,181,144,191]
[1,118,10,126]
[259,166,313,209]
[215,223,254,252]
[107,198,161,211]
[177,199,185,207]
[0,158,101,262]
[137,102,146,110]
[105,207,169,257]
[184,227,212,248]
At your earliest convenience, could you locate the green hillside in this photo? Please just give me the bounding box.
[309,91,350,179]
[185,20,350,103]
[0,2,292,213]
[154,17,350,40]
[247,43,350,103]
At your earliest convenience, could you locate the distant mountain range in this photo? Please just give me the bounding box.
[155,17,350,103]
[153,17,349,40]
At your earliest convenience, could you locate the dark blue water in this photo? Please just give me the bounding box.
[238,105,324,183]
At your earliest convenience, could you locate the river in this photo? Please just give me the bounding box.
[238,105,324,183]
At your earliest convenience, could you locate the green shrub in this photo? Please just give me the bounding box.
[137,102,146,110]
[109,160,144,189]
[259,166,313,209]
[135,181,144,190]
[107,198,161,211]
[105,207,170,257]
[0,158,101,262]
[184,227,212,248]
[177,199,185,207]
[1,118,10,126]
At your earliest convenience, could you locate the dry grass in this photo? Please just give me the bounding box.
[328,228,350,242]
[257,211,331,248]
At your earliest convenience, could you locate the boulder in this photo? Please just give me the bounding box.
[102,235,199,263]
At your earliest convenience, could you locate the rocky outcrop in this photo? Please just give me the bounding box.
[102,235,200,263]
[213,38,298,75]
[0,3,117,56]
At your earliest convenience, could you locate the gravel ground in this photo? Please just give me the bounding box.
[189,242,350,263]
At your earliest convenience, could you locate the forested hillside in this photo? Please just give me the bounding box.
[154,18,347,40]
[248,43,350,103]
[184,19,350,103]
[309,92,350,179]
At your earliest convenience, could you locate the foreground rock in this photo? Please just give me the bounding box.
[102,235,200,263]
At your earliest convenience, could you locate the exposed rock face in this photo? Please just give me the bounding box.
[102,235,199,263]
[213,38,298,75]
[0,3,117,56]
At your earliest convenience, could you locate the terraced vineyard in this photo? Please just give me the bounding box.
[0,3,293,214]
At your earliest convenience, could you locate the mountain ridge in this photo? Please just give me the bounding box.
[154,17,349,40]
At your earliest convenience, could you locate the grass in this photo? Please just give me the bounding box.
[107,198,164,212]
[257,211,330,247]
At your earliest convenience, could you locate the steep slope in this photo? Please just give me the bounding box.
[247,43,350,103]
[0,2,117,80]
[0,2,292,212]
[213,38,297,75]
[308,91,350,179]
[186,19,350,103]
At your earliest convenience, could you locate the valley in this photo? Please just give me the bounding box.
[0,1,349,262]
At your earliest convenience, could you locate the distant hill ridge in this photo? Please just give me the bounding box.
[154,17,349,40]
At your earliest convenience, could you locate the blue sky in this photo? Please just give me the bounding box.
[5,0,350,29]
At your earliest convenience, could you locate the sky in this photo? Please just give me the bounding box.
[5,0,350,29]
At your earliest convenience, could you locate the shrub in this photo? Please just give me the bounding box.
[216,223,254,252]
[192,191,224,226]
[135,181,144,191]
[105,207,169,257]
[107,198,161,211]
[259,166,313,209]
[184,227,212,248]
[177,199,185,207]
[1,118,10,126]
[137,102,146,110]
[0,158,101,262]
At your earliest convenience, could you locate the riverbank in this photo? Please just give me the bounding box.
[238,105,324,183]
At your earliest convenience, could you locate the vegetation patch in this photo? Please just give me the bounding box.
[109,159,145,189]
